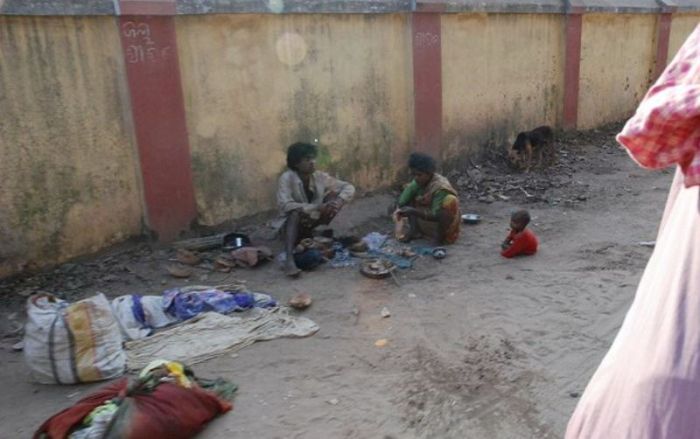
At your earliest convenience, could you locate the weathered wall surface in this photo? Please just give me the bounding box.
[668,14,700,61]
[442,13,565,160]
[577,13,656,129]
[0,16,143,277]
[175,14,413,225]
[1,6,697,278]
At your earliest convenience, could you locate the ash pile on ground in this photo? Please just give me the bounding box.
[448,123,626,208]
[398,336,538,437]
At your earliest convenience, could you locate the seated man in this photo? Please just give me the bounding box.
[396,152,460,246]
[276,142,355,277]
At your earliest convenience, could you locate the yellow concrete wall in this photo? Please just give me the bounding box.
[442,13,565,160]
[0,16,143,277]
[0,11,689,277]
[669,14,700,61]
[175,14,414,226]
[578,14,656,129]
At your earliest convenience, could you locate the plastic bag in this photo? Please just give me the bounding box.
[24,293,125,384]
[362,232,388,251]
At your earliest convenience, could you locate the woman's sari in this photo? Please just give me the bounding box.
[399,173,461,244]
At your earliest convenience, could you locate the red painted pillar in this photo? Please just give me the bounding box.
[118,0,197,241]
[412,7,443,160]
[653,8,675,81]
[563,6,583,130]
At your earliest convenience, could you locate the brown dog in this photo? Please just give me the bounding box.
[509,126,555,172]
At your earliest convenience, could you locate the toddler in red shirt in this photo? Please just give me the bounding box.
[501,209,538,258]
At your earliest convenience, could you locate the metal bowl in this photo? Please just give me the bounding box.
[432,247,447,260]
[359,259,396,279]
[461,213,481,224]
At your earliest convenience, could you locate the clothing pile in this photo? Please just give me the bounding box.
[228,246,273,268]
[112,286,277,340]
[162,286,277,321]
[23,286,281,385]
[34,360,234,439]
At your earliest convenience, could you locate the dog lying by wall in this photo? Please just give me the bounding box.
[509,126,556,172]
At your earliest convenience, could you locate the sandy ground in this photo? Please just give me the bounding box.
[0,127,672,438]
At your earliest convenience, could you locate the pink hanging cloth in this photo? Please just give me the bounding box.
[566,25,700,439]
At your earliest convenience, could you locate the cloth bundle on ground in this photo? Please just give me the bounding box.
[292,237,333,271]
[293,249,324,270]
[125,308,319,370]
[34,360,234,439]
[24,294,125,385]
[110,295,178,341]
[163,286,277,321]
[328,242,356,268]
[229,246,273,268]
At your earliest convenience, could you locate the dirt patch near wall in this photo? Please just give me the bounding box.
[449,123,626,208]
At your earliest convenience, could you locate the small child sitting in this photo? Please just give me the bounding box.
[501,209,538,258]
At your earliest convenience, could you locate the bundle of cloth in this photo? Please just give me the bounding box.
[162,287,277,321]
[111,286,277,341]
[34,360,235,439]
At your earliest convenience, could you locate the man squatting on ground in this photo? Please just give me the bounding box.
[396,153,461,246]
[275,142,355,277]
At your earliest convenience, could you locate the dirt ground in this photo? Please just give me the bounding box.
[0,125,672,438]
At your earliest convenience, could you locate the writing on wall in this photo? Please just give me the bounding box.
[122,21,171,64]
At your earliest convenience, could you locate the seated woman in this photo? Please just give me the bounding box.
[396,152,460,246]
[276,142,355,277]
